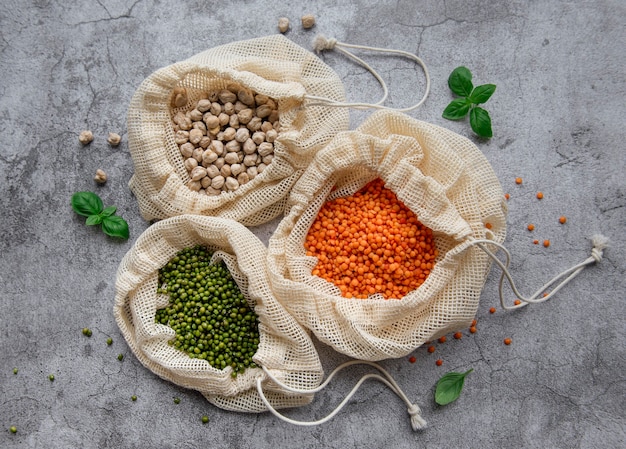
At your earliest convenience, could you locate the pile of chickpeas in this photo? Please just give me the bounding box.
[170,85,280,195]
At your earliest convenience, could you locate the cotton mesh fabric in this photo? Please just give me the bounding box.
[114,215,324,412]
[127,35,349,226]
[268,110,507,361]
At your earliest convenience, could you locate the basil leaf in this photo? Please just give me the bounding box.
[448,66,473,97]
[71,192,104,217]
[101,215,130,240]
[469,84,496,105]
[435,369,473,406]
[442,98,471,120]
[86,214,103,226]
[101,205,117,217]
[470,107,493,138]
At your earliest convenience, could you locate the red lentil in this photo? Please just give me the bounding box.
[559,216,567,224]
[453,332,462,340]
[527,224,535,231]
[543,239,550,248]
[536,192,544,199]
[504,338,512,345]
[305,178,438,300]
[427,345,436,353]
[469,326,477,334]
[438,336,447,344]
[489,307,496,314]
[408,356,416,363]
[515,177,523,185]
[435,359,443,366]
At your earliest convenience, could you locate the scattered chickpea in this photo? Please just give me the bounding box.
[79,130,94,145]
[559,216,567,224]
[527,224,535,231]
[94,169,107,184]
[438,336,447,344]
[277,17,290,33]
[489,307,496,314]
[427,345,435,353]
[536,192,544,200]
[408,356,416,364]
[301,14,316,29]
[504,338,512,345]
[435,359,443,366]
[543,239,550,248]
[515,177,523,185]
[107,132,121,146]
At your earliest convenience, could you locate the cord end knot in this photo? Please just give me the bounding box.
[590,234,609,263]
[407,404,427,431]
[312,34,337,53]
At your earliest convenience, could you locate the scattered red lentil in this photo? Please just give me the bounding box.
[543,292,550,297]
[485,222,493,230]
[438,336,447,344]
[427,345,436,353]
[305,178,438,300]
[514,299,521,306]
[471,319,477,327]
[435,359,443,366]
[489,307,496,314]
[536,192,544,199]
[533,239,539,245]
[504,193,510,200]
[527,224,535,231]
[515,177,523,185]
[453,332,462,340]
[408,356,416,363]
[559,216,567,224]
[504,338,512,345]
[543,239,550,248]
[469,326,477,334]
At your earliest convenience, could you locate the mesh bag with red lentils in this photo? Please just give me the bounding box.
[268,109,507,361]
[127,35,349,226]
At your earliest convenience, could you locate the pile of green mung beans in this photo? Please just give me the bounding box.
[155,245,260,377]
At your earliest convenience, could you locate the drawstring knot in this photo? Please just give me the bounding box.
[590,234,609,263]
[313,35,337,52]
[407,403,427,430]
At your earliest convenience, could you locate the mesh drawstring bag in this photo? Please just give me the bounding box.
[114,215,324,412]
[268,109,507,361]
[127,34,349,226]
[269,109,608,361]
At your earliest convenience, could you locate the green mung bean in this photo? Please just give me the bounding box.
[155,245,259,377]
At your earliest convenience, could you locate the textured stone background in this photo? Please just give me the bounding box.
[1,1,624,448]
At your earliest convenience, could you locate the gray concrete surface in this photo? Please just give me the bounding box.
[1,1,624,448]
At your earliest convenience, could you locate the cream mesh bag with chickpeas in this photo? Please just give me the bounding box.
[127,34,348,226]
[114,215,324,412]
[268,109,508,361]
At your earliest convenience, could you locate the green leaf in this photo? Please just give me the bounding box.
[86,214,103,226]
[101,205,117,217]
[101,215,130,240]
[443,98,472,120]
[435,369,473,406]
[71,192,103,217]
[470,107,493,138]
[448,66,473,97]
[469,84,496,105]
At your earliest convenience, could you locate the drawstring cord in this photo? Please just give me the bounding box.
[471,234,609,310]
[256,360,427,431]
[306,35,430,112]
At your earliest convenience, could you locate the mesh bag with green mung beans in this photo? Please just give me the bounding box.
[114,214,324,412]
[268,109,508,361]
[127,35,349,226]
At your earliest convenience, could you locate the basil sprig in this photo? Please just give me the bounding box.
[443,66,496,138]
[71,191,129,240]
[434,368,473,406]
